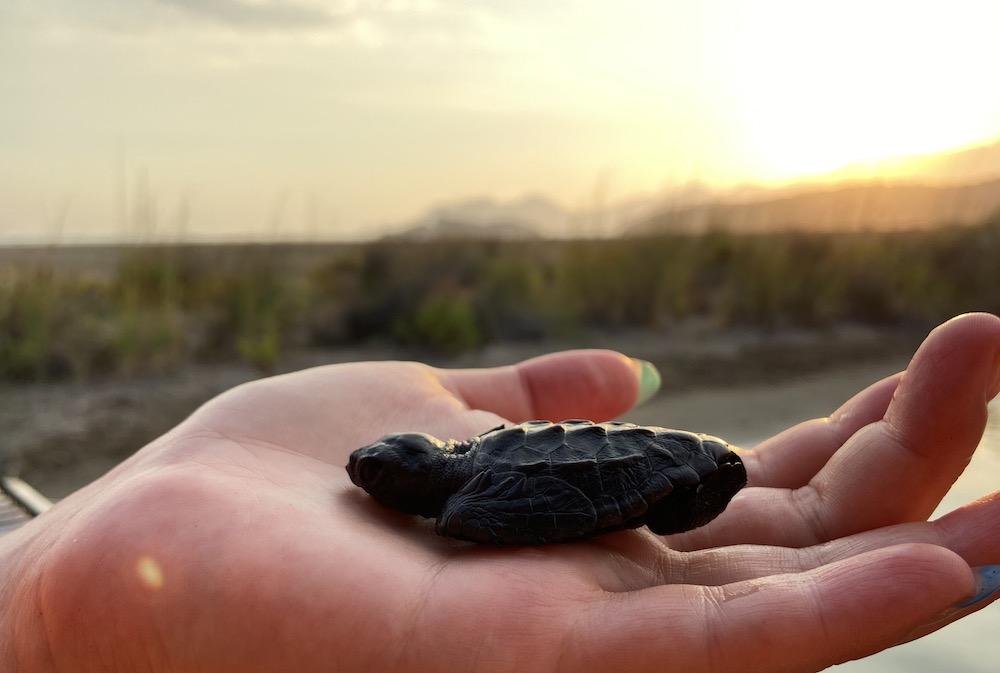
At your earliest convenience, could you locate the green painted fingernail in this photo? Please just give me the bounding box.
[958,565,1000,609]
[633,359,661,407]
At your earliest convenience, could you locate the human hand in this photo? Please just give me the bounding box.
[3,313,999,672]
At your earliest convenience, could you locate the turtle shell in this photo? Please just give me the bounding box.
[472,420,733,531]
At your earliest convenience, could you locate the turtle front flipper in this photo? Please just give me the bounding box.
[436,470,597,545]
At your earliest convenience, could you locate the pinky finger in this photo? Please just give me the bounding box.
[568,544,975,673]
[896,565,1000,647]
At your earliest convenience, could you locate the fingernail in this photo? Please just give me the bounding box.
[632,359,661,407]
[957,565,1000,609]
[989,351,1000,398]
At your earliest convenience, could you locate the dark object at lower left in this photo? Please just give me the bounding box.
[346,420,747,545]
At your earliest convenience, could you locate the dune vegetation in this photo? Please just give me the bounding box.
[2,212,999,383]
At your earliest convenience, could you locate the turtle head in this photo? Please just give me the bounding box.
[347,433,456,516]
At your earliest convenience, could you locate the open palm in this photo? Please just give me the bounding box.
[5,313,1000,673]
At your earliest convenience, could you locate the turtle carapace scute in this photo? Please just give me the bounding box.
[346,420,747,545]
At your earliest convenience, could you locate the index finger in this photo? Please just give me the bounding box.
[438,350,651,423]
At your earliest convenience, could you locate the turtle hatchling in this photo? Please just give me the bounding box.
[347,420,747,545]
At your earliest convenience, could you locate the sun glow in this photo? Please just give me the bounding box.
[3,1,999,242]
[712,0,1000,181]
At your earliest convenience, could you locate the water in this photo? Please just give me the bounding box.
[835,397,1000,672]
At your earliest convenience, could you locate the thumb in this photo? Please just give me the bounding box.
[439,349,661,423]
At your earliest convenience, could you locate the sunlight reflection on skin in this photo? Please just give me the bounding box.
[137,556,164,590]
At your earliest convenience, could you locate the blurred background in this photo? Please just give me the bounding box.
[2,2,999,669]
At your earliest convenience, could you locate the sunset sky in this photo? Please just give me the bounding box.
[2,0,999,242]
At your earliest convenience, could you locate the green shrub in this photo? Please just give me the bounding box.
[3,210,1000,383]
[395,293,482,355]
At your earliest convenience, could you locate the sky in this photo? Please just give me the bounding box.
[2,0,999,243]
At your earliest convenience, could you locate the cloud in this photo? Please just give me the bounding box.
[3,0,494,58]
[156,0,339,31]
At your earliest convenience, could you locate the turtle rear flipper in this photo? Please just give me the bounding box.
[436,471,596,545]
[645,453,747,535]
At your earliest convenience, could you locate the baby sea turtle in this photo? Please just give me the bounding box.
[347,420,747,545]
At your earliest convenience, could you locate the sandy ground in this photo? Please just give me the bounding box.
[0,324,921,498]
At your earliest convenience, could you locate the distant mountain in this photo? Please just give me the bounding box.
[388,137,1000,240]
[388,194,567,240]
[385,218,541,241]
[631,178,1000,235]
[387,188,715,240]
[630,137,1000,235]
[824,137,1000,185]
